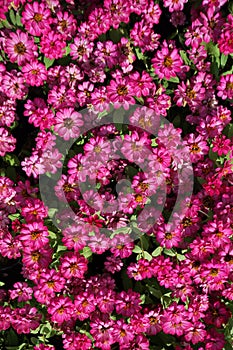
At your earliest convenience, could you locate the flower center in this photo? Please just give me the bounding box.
[226,82,233,90]
[59,20,67,30]
[210,268,219,276]
[31,231,40,240]
[164,56,173,67]
[33,13,43,22]
[14,42,26,54]
[182,217,193,227]
[63,118,74,129]
[149,316,158,325]
[94,145,102,153]
[31,252,40,261]
[186,88,196,99]
[117,85,128,96]
[191,143,200,153]
[165,232,173,239]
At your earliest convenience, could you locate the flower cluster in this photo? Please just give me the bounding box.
[0,0,233,349]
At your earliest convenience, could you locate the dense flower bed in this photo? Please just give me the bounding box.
[0,0,233,349]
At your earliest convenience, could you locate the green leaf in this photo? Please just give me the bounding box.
[3,153,20,166]
[15,13,23,27]
[0,281,5,286]
[43,57,55,69]
[121,269,133,290]
[148,285,162,299]
[133,245,142,254]
[6,167,17,181]
[179,50,190,65]
[223,68,233,75]
[152,246,163,257]
[140,235,149,250]
[221,53,228,68]
[168,76,179,83]
[143,251,152,261]
[31,337,40,345]
[6,329,18,346]
[163,248,176,257]
[209,148,218,162]
[48,230,57,239]
[81,246,92,259]
[205,41,220,67]
[135,47,144,60]
[176,253,186,261]
[57,245,67,252]
[9,9,16,25]
[109,29,122,43]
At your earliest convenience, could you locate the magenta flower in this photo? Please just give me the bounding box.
[5,30,38,66]
[47,296,74,324]
[21,2,52,36]
[107,76,135,109]
[0,127,16,156]
[54,108,83,141]
[163,0,188,12]
[22,61,47,87]
[152,41,183,79]
[40,31,66,60]
[217,74,233,100]
[60,252,88,279]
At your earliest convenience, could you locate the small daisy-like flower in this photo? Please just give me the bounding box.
[163,0,188,12]
[217,74,233,100]
[22,61,47,87]
[152,40,183,79]
[0,127,16,156]
[107,76,135,109]
[5,30,38,66]
[21,2,52,36]
[47,296,74,324]
[54,108,83,141]
[40,31,66,60]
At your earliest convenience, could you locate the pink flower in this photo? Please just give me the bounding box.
[11,305,41,334]
[47,296,74,324]
[22,61,47,87]
[19,221,49,249]
[9,282,33,302]
[54,108,83,141]
[70,36,94,62]
[107,77,135,109]
[21,2,52,36]
[115,290,142,317]
[60,252,88,279]
[74,292,96,321]
[62,332,92,350]
[121,130,151,163]
[156,223,182,248]
[184,323,207,344]
[0,306,12,331]
[163,0,188,12]
[0,127,16,156]
[40,31,66,60]
[217,74,233,100]
[184,134,209,163]
[83,136,111,162]
[5,30,38,66]
[152,41,183,79]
